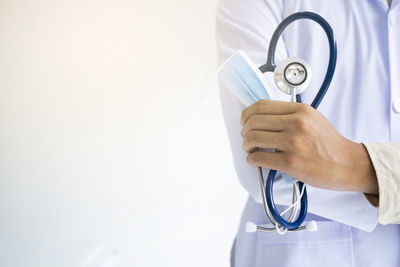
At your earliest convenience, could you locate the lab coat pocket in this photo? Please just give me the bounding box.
[254,220,354,267]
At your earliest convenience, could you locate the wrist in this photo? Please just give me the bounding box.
[348,141,379,195]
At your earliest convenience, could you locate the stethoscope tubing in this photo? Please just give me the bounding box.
[258,11,337,230]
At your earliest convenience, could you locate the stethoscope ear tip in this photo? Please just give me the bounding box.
[305,220,318,232]
[245,221,258,233]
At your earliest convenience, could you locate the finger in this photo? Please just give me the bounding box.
[240,99,300,125]
[247,150,287,170]
[241,114,290,137]
[242,130,289,153]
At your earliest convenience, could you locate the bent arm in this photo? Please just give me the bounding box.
[216,0,379,231]
[216,0,288,201]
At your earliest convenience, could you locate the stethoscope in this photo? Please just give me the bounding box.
[245,11,337,234]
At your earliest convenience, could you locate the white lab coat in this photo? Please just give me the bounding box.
[216,0,400,266]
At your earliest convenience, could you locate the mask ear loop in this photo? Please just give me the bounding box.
[258,11,338,230]
[198,67,220,100]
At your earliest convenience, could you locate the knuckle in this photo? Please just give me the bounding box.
[292,115,307,130]
[258,99,269,106]
[255,100,268,112]
[240,127,246,137]
[246,154,254,164]
[248,115,256,124]
[248,151,262,164]
[245,131,259,142]
[242,141,248,152]
[247,115,259,128]
[298,103,312,113]
[240,109,247,124]
[242,133,255,152]
[240,107,247,117]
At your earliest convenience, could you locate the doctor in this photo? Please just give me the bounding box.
[216,0,400,266]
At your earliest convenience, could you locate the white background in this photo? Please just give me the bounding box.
[0,0,247,266]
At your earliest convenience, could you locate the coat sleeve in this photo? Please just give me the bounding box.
[216,0,379,232]
[216,0,289,203]
[363,143,400,224]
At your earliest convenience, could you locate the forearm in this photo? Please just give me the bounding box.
[241,100,379,195]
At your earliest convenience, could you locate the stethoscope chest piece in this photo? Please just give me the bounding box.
[274,57,312,95]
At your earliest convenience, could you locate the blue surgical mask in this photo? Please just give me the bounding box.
[218,50,288,106]
[218,50,295,183]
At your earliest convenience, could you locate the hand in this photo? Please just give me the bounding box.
[240,99,378,195]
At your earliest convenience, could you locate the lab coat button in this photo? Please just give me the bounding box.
[393,98,400,113]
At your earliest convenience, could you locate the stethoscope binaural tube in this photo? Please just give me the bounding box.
[257,11,337,230]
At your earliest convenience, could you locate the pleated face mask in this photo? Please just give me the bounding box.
[218,50,287,106]
[218,50,296,184]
